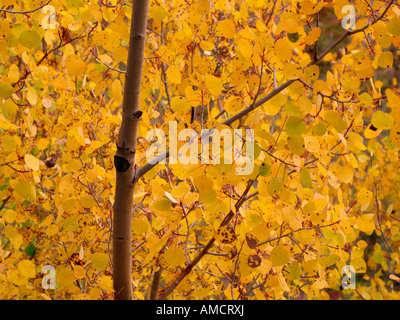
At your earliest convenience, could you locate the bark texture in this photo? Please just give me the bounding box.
[113,0,149,300]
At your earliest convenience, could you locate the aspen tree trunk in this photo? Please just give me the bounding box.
[113,0,149,300]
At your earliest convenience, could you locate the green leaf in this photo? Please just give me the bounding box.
[258,163,270,176]
[91,253,109,271]
[268,176,283,196]
[287,134,305,156]
[24,243,36,257]
[19,30,41,49]
[286,116,306,135]
[14,181,36,200]
[0,82,15,98]
[300,167,312,187]
[324,110,347,133]
[371,110,394,130]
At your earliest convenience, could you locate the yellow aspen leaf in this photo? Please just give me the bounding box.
[351,257,367,273]
[24,154,40,171]
[57,267,75,288]
[63,198,78,214]
[312,278,328,290]
[282,207,302,229]
[60,13,74,29]
[310,210,327,225]
[149,4,167,21]
[161,247,186,268]
[80,194,96,209]
[111,79,122,101]
[358,214,375,234]
[143,230,173,265]
[389,122,400,147]
[265,275,280,287]
[269,245,290,266]
[304,135,320,153]
[167,65,181,85]
[152,198,171,213]
[215,19,236,39]
[4,99,18,115]
[63,216,79,231]
[67,158,82,172]
[199,40,214,51]
[7,64,19,83]
[335,166,354,184]
[283,18,298,33]
[91,253,109,271]
[66,0,84,8]
[274,38,292,60]
[3,209,16,223]
[303,65,320,82]
[170,182,190,198]
[193,175,213,193]
[371,110,394,130]
[318,255,339,268]
[9,270,28,286]
[304,27,321,45]
[237,38,253,59]
[364,123,382,139]
[170,96,191,114]
[295,229,315,245]
[387,17,400,36]
[66,54,87,76]
[357,188,373,205]
[332,231,346,247]
[73,265,86,280]
[283,63,303,80]
[205,74,223,97]
[230,70,245,86]
[4,224,18,240]
[182,192,199,206]
[45,224,58,236]
[225,96,243,114]
[132,216,150,235]
[377,51,393,68]
[36,137,50,150]
[18,259,36,278]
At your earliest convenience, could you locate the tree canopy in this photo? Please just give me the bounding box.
[1,0,400,300]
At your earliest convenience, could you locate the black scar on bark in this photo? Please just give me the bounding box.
[114,155,131,172]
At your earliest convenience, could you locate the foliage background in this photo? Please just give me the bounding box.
[0,0,400,300]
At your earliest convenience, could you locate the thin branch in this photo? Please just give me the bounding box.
[37,22,98,66]
[256,220,341,247]
[371,156,393,253]
[149,267,163,300]
[0,0,51,14]
[158,179,257,300]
